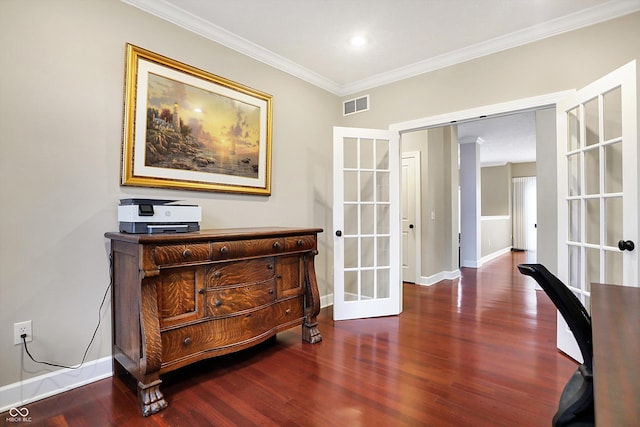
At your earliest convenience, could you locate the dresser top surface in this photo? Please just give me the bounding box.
[105,226,323,244]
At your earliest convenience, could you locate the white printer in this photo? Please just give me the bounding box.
[118,199,201,234]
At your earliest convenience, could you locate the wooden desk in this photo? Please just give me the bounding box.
[591,283,640,426]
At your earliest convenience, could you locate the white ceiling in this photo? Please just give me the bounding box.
[124,0,640,95]
[457,110,538,166]
[122,0,640,165]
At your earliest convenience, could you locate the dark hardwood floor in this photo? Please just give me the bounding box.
[3,251,577,426]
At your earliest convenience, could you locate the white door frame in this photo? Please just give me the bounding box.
[389,91,574,272]
[389,91,574,133]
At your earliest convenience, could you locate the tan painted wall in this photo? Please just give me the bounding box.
[0,0,338,387]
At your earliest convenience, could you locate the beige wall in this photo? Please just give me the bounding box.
[512,162,536,177]
[481,165,511,216]
[481,217,512,257]
[0,0,338,387]
[402,127,458,280]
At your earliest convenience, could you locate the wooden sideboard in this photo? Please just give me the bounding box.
[105,227,323,416]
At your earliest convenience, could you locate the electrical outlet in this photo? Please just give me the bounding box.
[14,320,32,345]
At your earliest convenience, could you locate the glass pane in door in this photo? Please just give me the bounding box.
[584,97,599,146]
[605,197,623,247]
[603,87,622,141]
[568,245,581,288]
[584,148,599,195]
[344,271,358,301]
[585,199,599,245]
[344,138,358,168]
[377,269,390,298]
[568,154,581,196]
[585,248,599,294]
[604,142,623,193]
[568,200,581,242]
[567,107,580,151]
[604,251,623,285]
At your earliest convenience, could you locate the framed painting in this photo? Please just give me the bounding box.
[121,44,272,195]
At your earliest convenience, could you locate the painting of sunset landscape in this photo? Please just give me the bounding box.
[145,72,261,178]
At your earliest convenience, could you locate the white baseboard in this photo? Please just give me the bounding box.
[415,269,461,286]
[480,246,512,265]
[321,293,333,308]
[462,246,512,269]
[0,356,113,413]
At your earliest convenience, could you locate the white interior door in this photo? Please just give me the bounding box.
[402,152,420,283]
[333,126,402,321]
[556,60,638,361]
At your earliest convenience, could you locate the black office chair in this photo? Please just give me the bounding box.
[517,264,594,427]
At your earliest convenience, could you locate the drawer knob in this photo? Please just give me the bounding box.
[269,289,274,295]
[272,241,281,250]
[220,246,229,255]
[267,264,274,270]
[285,308,291,315]
[183,337,192,346]
[297,239,304,247]
[214,271,222,279]
[215,299,222,307]
[276,274,282,279]
[182,249,192,258]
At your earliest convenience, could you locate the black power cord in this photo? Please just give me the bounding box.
[20,255,113,370]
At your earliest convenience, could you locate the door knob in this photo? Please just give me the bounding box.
[336,230,342,237]
[409,224,414,229]
[618,240,635,251]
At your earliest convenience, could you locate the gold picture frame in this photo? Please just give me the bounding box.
[121,44,272,195]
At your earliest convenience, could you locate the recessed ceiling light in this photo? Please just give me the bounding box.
[350,35,367,47]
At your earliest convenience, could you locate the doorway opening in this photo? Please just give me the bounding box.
[394,91,570,284]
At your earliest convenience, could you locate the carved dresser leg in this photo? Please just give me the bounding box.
[302,250,322,344]
[302,320,323,343]
[138,380,168,416]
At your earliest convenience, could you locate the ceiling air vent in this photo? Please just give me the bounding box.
[343,95,369,116]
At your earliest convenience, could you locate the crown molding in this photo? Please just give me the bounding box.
[121,0,342,94]
[122,0,640,97]
[341,0,640,95]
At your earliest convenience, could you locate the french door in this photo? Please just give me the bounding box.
[333,127,401,321]
[556,60,638,361]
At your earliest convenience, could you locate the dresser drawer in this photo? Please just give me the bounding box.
[204,280,276,317]
[284,235,316,251]
[158,266,204,328]
[161,297,304,365]
[154,243,210,266]
[211,237,285,260]
[206,258,274,287]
